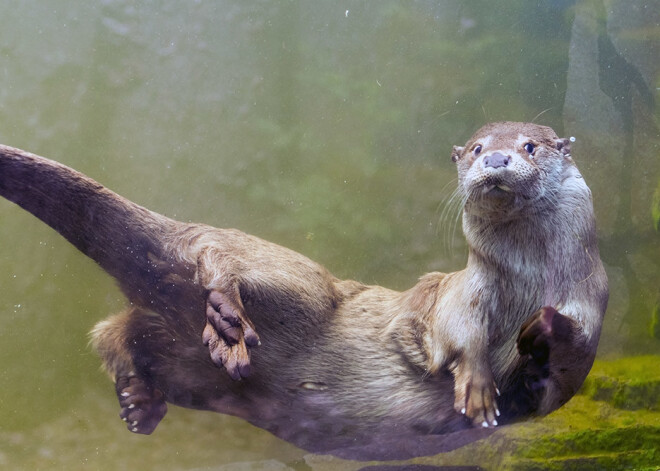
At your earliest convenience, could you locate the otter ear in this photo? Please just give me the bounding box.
[451,146,464,163]
[555,138,572,156]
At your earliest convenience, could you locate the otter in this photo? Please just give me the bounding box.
[0,122,607,459]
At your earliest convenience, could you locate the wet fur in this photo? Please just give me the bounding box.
[0,122,608,456]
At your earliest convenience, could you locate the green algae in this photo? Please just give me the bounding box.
[581,355,660,410]
[650,304,660,341]
[515,425,660,459]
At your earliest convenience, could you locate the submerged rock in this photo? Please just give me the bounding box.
[580,355,660,410]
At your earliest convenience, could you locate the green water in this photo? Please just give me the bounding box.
[0,1,658,469]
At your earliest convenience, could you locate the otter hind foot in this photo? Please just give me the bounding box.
[517,306,566,364]
[203,289,260,380]
[116,375,167,435]
[517,306,572,391]
[452,364,500,428]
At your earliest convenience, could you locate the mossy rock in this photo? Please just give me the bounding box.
[515,425,660,459]
[510,425,660,470]
[580,355,660,410]
[511,450,660,471]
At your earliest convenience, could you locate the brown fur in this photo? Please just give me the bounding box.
[0,122,608,458]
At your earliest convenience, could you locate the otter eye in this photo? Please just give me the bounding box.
[524,142,535,154]
[473,145,482,156]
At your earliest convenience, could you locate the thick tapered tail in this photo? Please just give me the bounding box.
[0,144,182,298]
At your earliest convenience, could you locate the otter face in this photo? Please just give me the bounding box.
[451,122,572,218]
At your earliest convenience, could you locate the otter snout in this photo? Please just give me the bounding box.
[483,152,511,169]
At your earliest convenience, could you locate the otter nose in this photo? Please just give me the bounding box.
[483,152,511,169]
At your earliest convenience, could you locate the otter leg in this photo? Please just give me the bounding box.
[90,309,167,434]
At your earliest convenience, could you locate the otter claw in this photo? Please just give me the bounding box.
[452,365,500,428]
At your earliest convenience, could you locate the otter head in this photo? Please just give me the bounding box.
[451,122,573,219]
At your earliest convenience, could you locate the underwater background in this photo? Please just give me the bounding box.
[0,1,658,469]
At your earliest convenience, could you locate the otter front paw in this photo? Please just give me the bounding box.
[116,375,167,435]
[203,289,260,380]
[452,363,500,428]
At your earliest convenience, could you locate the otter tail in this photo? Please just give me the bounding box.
[0,144,186,301]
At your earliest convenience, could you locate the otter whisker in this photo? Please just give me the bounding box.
[530,107,553,123]
[435,177,459,235]
[437,183,465,255]
[450,192,468,254]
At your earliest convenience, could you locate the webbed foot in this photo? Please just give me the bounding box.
[203,289,260,380]
[116,375,167,435]
[517,306,572,391]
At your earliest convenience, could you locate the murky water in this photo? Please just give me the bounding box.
[0,1,658,469]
